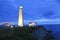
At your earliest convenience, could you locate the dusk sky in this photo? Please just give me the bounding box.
[0,0,60,25]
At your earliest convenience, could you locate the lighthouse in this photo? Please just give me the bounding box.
[18,6,23,27]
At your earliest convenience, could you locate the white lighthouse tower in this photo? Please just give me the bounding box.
[18,6,23,27]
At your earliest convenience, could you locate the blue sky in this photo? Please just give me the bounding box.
[0,0,60,25]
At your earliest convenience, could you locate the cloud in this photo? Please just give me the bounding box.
[42,11,55,18]
[24,19,60,25]
[24,20,33,22]
[0,22,17,25]
[34,19,60,22]
[24,19,60,22]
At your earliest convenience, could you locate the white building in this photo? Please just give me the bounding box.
[3,23,13,28]
[3,23,11,27]
[29,22,37,27]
